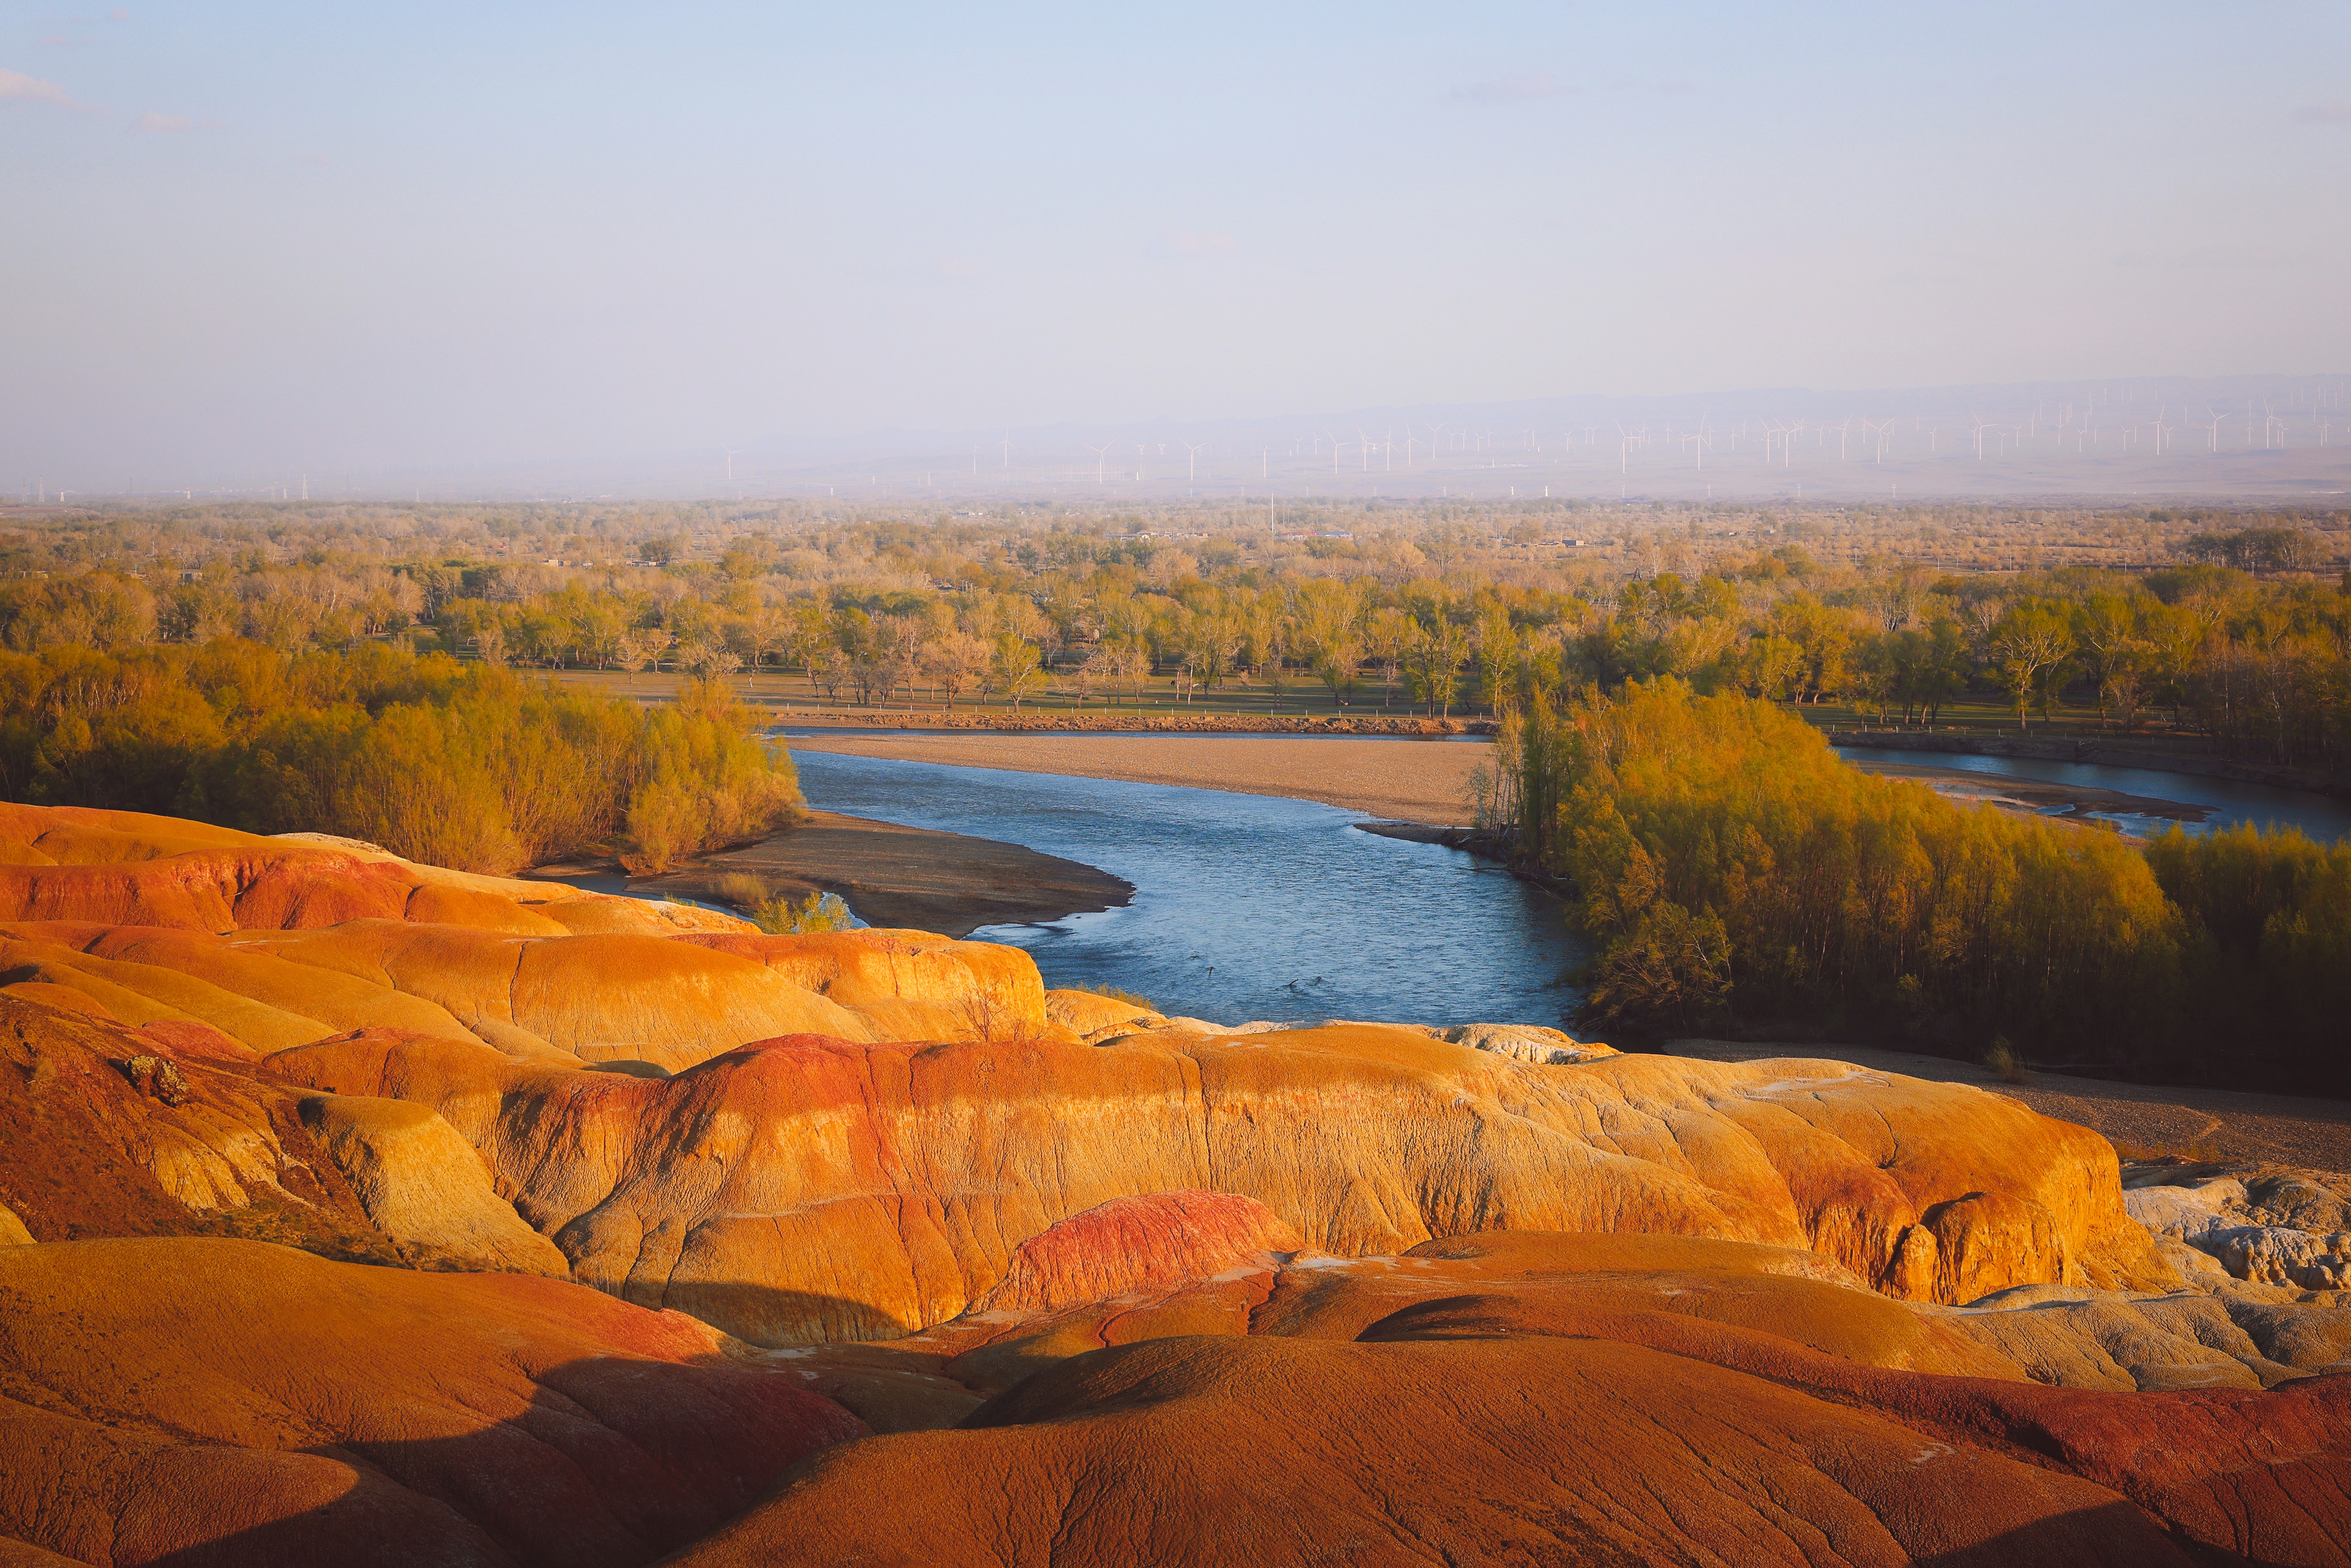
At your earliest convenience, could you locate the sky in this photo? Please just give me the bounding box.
[3,1,2348,490]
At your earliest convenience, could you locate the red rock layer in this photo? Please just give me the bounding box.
[0,992,398,1259]
[265,1026,2175,1345]
[673,1232,2351,1568]
[0,1237,864,1568]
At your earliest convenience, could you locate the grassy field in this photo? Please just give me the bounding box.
[542,662,2226,755]
[541,664,1437,724]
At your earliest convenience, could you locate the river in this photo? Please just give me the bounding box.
[789,749,1585,1029]
[1836,747,2351,842]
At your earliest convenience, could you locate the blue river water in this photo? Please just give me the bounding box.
[787,749,1586,1029]
[1838,747,2351,842]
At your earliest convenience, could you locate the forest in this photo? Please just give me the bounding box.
[1482,680,2351,1095]
[2,494,2346,771]
[0,639,800,875]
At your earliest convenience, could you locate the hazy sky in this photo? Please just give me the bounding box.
[4,1,2347,486]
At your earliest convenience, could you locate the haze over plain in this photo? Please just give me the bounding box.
[2,1,2348,495]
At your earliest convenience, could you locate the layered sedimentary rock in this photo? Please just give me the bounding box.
[0,991,404,1260]
[265,1023,2175,1345]
[0,1237,862,1568]
[1931,1279,2351,1390]
[9,799,2348,1565]
[0,807,741,938]
[679,1223,2351,1568]
[294,1092,571,1275]
[0,806,1082,1071]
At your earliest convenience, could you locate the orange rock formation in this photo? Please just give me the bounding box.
[0,1237,861,1567]
[676,1223,2351,1568]
[261,1023,2175,1346]
[0,800,2340,1566]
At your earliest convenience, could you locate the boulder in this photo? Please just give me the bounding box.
[1440,1020,1617,1064]
[1043,988,1164,1042]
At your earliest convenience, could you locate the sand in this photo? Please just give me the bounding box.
[786,734,1493,826]
[1668,1040,2351,1174]
[543,811,1132,939]
[1844,758,2210,826]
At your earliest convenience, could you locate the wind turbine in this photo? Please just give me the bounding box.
[1181,440,1205,483]
[1086,443,1111,483]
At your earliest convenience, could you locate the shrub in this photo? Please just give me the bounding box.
[750,889,855,935]
[710,872,772,907]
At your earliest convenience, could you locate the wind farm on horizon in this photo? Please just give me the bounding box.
[16,374,2351,510]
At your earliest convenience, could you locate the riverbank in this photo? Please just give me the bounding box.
[1666,1039,2351,1173]
[1831,728,2351,800]
[787,731,2255,840]
[783,709,1492,735]
[786,734,1493,825]
[1842,759,2209,827]
[531,809,1132,939]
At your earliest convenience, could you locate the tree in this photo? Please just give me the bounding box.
[2073,592,2148,728]
[989,634,1045,710]
[1406,615,1472,717]
[1314,638,1362,703]
[1988,598,2075,728]
[615,629,672,680]
[922,632,988,709]
[1362,610,1412,711]
[1473,604,1517,713]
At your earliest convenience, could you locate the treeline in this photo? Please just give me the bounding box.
[6,507,2351,766]
[0,640,801,874]
[1483,681,2350,1095]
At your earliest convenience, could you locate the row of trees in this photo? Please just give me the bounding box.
[392,548,2351,763]
[1479,680,2351,1094]
[0,640,801,874]
[6,516,2349,764]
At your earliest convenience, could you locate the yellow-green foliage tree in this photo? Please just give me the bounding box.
[617,681,805,873]
[0,640,801,875]
[1502,680,2183,1051]
[2146,823,2351,1086]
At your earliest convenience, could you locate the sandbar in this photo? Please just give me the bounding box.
[616,810,1132,939]
[785,733,1492,825]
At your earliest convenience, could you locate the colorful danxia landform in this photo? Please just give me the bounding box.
[2,803,2348,1566]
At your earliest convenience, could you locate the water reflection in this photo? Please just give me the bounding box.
[789,750,1585,1029]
